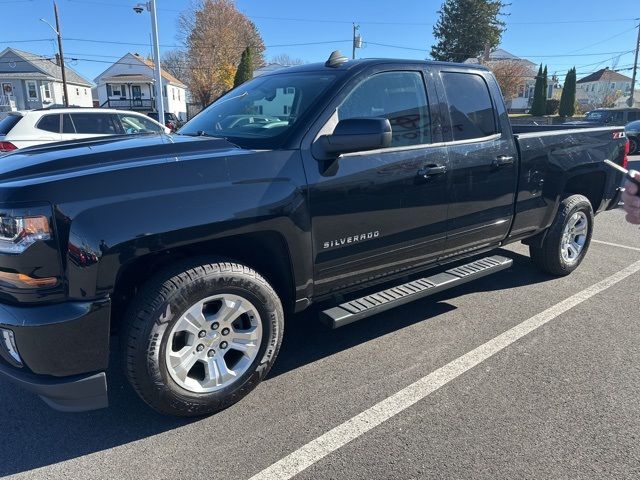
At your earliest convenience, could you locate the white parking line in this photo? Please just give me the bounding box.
[592,239,640,252]
[248,259,640,480]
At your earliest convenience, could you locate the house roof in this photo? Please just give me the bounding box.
[0,47,92,87]
[94,53,186,88]
[577,68,632,84]
[464,48,536,67]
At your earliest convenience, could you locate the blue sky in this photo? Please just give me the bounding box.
[1,0,639,83]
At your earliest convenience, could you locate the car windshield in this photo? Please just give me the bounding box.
[179,71,337,148]
[585,111,608,120]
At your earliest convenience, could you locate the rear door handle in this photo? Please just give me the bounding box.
[493,155,515,168]
[417,165,447,179]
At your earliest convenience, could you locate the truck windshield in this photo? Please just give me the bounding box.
[179,72,337,149]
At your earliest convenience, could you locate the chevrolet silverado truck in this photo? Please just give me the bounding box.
[0,53,630,416]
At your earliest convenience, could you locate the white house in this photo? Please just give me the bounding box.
[94,53,187,121]
[576,68,632,108]
[0,47,92,112]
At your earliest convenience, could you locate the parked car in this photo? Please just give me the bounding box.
[625,119,640,155]
[0,55,629,416]
[564,107,640,126]
[147,111,183,131]
[0,108,170,153]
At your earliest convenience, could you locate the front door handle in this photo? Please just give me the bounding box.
[417,165,447,179]
[493,155,515,168]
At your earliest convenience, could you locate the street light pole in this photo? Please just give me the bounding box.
[41,1,69,107]
[134,1,165,122]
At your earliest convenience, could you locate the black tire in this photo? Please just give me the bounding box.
[121,259,284,417]
[630,137,638,156]
[529,194,594,276]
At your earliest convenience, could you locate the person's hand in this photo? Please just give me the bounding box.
[621,170,640,224]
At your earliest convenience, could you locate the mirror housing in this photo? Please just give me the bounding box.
[313,118,392,160]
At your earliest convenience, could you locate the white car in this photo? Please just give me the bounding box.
[0,107,170,153]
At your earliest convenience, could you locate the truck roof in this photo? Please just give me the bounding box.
[261,56,491,76]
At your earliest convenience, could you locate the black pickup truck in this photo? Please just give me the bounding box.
[0,54,629,416]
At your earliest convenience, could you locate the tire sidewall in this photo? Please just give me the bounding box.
[140,267,282,415]
[552,196,594,274]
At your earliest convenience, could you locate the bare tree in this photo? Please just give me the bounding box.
[178,0,265,106]
[271,53,304,66]
[600,89,623,108]
[161,50,188,83]
[486,60,535,101]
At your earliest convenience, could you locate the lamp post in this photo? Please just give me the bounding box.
[40,1,68,107]
[134,1,165,124]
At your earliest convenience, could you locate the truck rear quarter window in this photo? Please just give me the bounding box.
[441,72,497,141]
[338,71,431,147]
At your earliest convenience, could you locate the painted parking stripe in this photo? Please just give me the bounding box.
[248,260,640,480]
[591,239,640,252]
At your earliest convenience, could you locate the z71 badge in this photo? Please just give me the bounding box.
[323,231,380,249]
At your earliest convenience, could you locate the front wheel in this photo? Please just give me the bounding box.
[529,194,594,276]
[121,260,284,417]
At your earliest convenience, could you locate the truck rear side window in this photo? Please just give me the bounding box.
[441,72,497,141]
[338,71,431,147]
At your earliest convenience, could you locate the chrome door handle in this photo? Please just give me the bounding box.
[417,165,447,179]
[493,155,515,167]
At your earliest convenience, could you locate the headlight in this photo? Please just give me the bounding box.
[0,215,51,254]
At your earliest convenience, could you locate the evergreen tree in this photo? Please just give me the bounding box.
[558,67,577,117]
[431,0,507,62]
[233,47,253,87]
[530,64,548,116]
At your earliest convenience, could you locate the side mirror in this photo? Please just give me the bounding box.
[313,118,392,160]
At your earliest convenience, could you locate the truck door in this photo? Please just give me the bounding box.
[301,67,450,297]
[434,68,518,258]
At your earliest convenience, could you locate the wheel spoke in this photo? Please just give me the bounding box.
[214,298,248,325]
[170,348,200,382]
[175,302,206,334]
[205,357,235,386]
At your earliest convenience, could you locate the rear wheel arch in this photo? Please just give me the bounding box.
[563,170,606,213]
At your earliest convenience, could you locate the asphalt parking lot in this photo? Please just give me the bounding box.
[2,157,640,480]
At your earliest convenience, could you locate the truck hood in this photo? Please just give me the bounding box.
[0,134,239,183]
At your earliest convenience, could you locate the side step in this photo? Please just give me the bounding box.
[320,255,513,328]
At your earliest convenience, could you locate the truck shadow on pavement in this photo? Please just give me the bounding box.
[0,249,547,477]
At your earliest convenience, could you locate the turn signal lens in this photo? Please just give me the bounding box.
[0,271,57,288]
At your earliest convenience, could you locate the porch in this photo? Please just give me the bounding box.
[99,75,156,112]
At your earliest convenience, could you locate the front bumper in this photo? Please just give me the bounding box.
[0,298,110,412]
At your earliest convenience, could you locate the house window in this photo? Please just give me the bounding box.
[172,88,175,100]
[283,105,289,115]
[286,87,295,95]
[112,85,122,97]
[76,88,80,96]
[107,84,112,96]
[611,82,615,90]
[43,83,51,99]
[178,89,181,101]
[26,81,38,100]
[163,85,167,97]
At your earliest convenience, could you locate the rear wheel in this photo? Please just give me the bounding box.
[121,260,284,417]
[629,137,638,156]
[529,194,593,276]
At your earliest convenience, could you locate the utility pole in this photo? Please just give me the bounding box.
[628,19,640,108]
[53,2,68,107]
[41,2,69,106]
[352,23,357,60]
